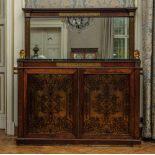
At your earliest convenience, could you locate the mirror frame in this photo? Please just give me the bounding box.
[23,8,137,59]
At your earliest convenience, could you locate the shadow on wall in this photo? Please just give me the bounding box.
[25,0,135,8]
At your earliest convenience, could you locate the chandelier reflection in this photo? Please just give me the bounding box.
[67,17,93,32]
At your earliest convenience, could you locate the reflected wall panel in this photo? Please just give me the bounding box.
[0,0,5,129]
[0,0,4,18]
[0,73,5,129]
[0,74,5,114]
[0,26,4,66]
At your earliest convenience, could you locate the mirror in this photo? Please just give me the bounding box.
[30,17,129,59]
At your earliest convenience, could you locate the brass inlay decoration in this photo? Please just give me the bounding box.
[59,13,101,17]
[56,63,101,67]
[19,50,25,59]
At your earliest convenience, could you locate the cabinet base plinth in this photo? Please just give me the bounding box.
[16,138,141,146]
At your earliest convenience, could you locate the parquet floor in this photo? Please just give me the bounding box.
[0,130,155,154]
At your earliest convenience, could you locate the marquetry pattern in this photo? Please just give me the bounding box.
[82,74,130,135]
[27,74,74,135]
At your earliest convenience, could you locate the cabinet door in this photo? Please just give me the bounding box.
[24,69,78,139]
[79,68,137,140]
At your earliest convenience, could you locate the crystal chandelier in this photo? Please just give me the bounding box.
[67,17,93,32]
[66,0,93,32]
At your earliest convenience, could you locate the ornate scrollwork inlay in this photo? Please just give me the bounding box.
[27,74,74,134]
[83,74,130,135]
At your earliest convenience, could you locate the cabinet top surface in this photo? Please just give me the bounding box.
[23,8,137,12]
[17,59,140,63]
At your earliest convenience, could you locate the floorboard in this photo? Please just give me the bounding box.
[0,130,155,154]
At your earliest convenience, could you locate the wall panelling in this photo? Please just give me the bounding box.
[0,74,5,114]
[0,26,4,66]
[0,0,4,18]
[0,0,5,129]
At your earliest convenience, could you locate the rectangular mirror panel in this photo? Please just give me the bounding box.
[30,17,129,59]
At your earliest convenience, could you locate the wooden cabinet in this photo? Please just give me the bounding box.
[16,59,141,145]
[25,69,78,139]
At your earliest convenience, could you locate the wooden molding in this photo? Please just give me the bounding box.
[22,8,137,17]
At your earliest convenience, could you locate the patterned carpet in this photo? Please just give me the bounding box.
[0,131,155,154]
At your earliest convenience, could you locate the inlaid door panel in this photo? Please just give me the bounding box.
[24,69,78,139]
[79,69,134,139]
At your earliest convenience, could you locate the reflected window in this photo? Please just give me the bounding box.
[113,18,129,59]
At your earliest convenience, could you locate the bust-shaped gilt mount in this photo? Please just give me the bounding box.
[134,50,140,59]
[19,50,25,59]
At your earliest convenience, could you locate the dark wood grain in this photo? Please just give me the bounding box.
[16,138,141,145]
[17,60,141,145]
[79,70,131,139]
[18,62,24,138]
[129,17,135,58]
[25,18,30,58]
[23,8,137,17]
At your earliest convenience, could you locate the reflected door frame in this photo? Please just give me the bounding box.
[30,19,68,59]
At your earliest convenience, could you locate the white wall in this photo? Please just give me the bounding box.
[14,0,25,66]
[5,0,14,135]
[135,0,143,118]
[13,0,25,127]
[0,0,6,129]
